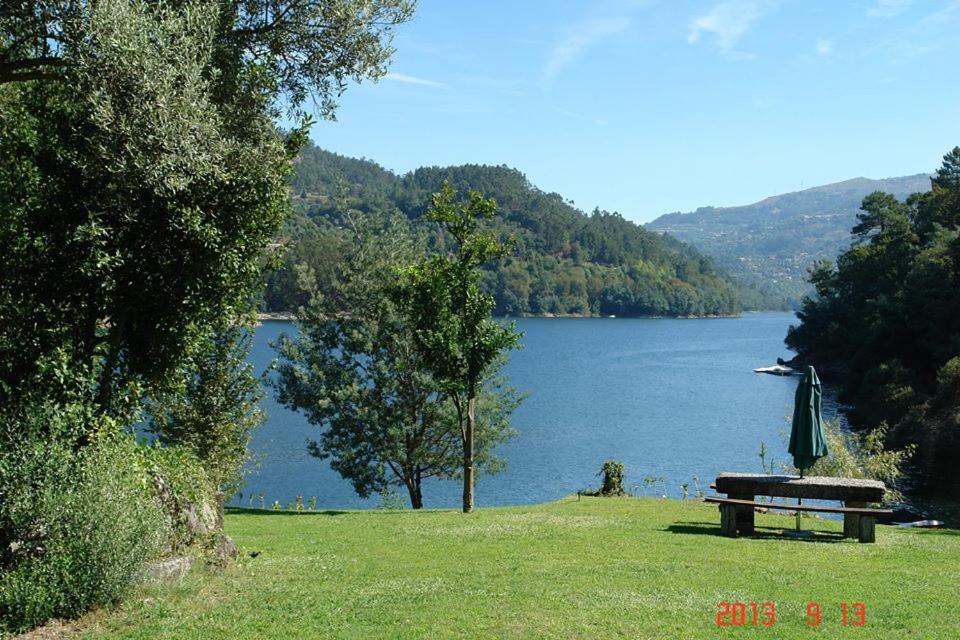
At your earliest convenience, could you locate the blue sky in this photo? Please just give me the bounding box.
[310,0,960,223]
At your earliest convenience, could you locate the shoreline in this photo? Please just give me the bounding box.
[257,311,749,322]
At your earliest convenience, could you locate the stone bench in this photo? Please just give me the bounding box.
[711,473,888,543]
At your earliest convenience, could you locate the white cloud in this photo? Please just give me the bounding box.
[543,17,632,84]
[687,1,769,58]
[554,106,607,127]
[556,107,585,120]
[862,1,957,64]
[920,0,960,25]
[867,0,913,17]
[815,39,834,55]
[383,73,446,88]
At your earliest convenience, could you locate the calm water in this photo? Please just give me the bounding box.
[239,312,857,510]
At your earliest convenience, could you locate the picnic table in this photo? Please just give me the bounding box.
[705,473,891,543]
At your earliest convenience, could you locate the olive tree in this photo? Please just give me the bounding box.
[0,0,414,118]
[0,0,414,432]
[0,1,414,627]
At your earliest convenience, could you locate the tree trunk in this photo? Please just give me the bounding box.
[462,390,476,513]
[406,482,423,509]
[406,470,424,509]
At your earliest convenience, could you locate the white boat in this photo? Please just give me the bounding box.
[753,365,795,376]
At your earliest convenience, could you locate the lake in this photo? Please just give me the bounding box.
[239,312,856,510]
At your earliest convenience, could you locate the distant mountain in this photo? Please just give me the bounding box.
[265,142,758,317]
[646,174,932,306]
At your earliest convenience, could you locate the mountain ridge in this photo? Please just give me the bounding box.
[263,142,766,316]
[647,173,932,306]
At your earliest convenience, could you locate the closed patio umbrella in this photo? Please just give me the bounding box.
[787,365,828,534]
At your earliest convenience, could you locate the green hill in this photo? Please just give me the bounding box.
[77,498,958,639]
[647,175,931,307]
[265,142,770,317]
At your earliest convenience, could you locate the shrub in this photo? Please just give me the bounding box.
[141,445,217,554]
[598,460,627,496]
[936,356,960,398]
[0,431,165,634]
[377,487,407,511]
[806,420,914,503]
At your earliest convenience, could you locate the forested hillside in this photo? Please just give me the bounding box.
[648,174,931,307]
[786,148,960,496]
[264,142,763,317]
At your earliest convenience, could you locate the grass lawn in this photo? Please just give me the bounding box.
[77,497,959,639]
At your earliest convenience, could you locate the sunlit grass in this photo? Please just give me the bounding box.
[78,497,959,639]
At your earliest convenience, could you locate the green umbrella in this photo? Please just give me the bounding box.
[786,365,828,534]
[789,366,828,475]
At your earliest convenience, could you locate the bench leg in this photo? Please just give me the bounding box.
[858,516,876,543]
[844,501,865,538]
[720,504,738,537]
[730,493,755,535]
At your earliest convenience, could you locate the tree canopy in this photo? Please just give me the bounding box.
[0,1,414,630]
[786,146,960,497]
[268,143,745,318]
[274,213,519,508]
[0,0,414,117]
[0,0,413,426]
[392,184,523,513]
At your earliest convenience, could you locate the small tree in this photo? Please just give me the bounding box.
[147,321,265,496]
[274,215,520,508]
[393,184,522,513]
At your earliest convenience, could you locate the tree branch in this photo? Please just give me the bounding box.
[0,69,65,84]
[0,56,69,85]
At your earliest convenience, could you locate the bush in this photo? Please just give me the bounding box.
[806,420,914,503]
[141,445,217,554]
[598,460,627,496]
[0,431,165,634]
[936,356,960,398]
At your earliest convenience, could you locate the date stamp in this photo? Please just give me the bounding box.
[715,601,867,628]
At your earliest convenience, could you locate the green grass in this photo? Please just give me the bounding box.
[78,497,959,639]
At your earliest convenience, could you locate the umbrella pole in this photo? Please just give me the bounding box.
[784,466,813,538]
[796,467,804,530]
